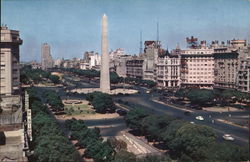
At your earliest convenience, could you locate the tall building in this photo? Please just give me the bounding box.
[237,53,250,93]
[109,48,132,77]
[0,25,22,96]
[81,51,101,70]
[156,47,181,89]
[0,25,28,161]
[126,57,144,79]
[213,39,248,90]
[142,41,160,81]
[41,43,53,70]
[180,37,215,89]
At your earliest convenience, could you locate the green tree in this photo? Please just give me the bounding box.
[206,143,249,161]
[110,72,121,84]
[49,75,60,84]
[137,154,171,162]
[125,108,149,131]
[91,92,116,113]
[187,89,215,106]
[161,120,187,146]
[113,150,136,162]
[175,89,189,100]
[85,140,114,161]
[34,135,77,162]
[170,124,217,161]
[107,137,127,152]
[141,115,174,140]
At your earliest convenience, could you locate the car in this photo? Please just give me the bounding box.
[184,111,191,116]
[195,116,204,120]
[146,90,150,94]
[223,134,234,141]
[116,109,127,116]
[190,121,195,124]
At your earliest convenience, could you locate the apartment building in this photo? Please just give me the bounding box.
[156,48,181,89]
[180,38,215,89]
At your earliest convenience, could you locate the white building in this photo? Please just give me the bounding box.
[41,43,53,70]
[181,38,215,89]
[0,25,22,95]
[81,51,101,70]
[156,48,181,89]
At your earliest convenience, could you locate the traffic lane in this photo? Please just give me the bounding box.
[83,117,127,137]
[83,117,125,126]
[115,95,249,145]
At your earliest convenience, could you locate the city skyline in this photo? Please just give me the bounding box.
[2,0,250,61]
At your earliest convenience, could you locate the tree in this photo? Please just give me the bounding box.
[175,89,189,100]
[113,150,136,162]
[34,135,77,162]
[20,73,29,84]
[110,72,121,84]
[206,143,249,161]
[125,108,149,131]
[107,137,127,152]
[141,115,174,140]
[85,140,114,161]
[187,89,215,106]
[137,154,171,162]
[88,92,116,113]
[161,120,187,146]
[49,75,60,84]
[170,124,217,161]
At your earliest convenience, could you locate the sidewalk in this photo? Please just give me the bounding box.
[216,119,249,130]
[151,99,193,112]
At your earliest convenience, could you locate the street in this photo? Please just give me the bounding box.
[114,87,249,145]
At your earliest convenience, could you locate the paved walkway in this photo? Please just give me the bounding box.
[216,119,249,130]
[116,131,161,156]
[152,99,193,112]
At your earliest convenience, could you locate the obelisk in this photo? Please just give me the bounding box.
[100,14,110,93]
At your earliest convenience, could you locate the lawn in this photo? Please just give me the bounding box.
[64,103,95,115]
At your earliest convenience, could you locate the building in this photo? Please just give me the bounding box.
[53,58,63,68]
[81,51,101,70]
[126,57,144,79]
[237,54,250,93]
[180,37,215,89]
[41,43,53,70]
[109,48,125,59]
[0,25,22,96]
[156,47,181,89]
[0,25,28,161]
[109,48,132,77]
[142,41,161,81]
[213,40,248,90]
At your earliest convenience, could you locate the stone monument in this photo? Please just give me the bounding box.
[100,14,110,93]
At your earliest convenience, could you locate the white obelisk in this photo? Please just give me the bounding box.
[100,14,110,93]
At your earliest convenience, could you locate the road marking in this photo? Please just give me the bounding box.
[151,99,193,112]
[216,119,249,130]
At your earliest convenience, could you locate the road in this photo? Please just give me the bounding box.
[113,87,249,145]
[54,72,250,145]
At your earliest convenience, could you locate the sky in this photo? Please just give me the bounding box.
[1,0,250,61]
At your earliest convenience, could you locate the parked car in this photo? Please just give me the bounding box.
[195,116,204,120]
[184,111,191,116]
[223,134,234,141]
[116,109,127,116]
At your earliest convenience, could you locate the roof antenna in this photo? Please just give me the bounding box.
[156,21,159,47]
[139,30,143,54]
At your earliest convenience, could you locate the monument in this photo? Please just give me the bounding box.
[70,15,137,95]
[100,14,110,93]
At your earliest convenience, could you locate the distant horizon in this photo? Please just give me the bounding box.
[2,0,250,61]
